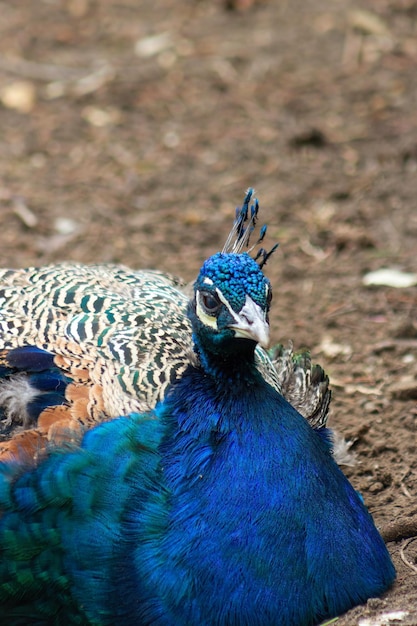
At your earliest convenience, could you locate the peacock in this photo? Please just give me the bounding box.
[0,190,394,625]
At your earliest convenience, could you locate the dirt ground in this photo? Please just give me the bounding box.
[0,0,416,623]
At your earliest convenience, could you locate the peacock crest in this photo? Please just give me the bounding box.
[222,187,279,268]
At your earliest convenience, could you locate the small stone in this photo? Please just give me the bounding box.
[1,81,36,114]
[363,268,417,288]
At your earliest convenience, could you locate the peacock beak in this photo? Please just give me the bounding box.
[230,296,270,348]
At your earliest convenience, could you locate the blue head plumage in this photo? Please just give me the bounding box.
[197,252,271,314]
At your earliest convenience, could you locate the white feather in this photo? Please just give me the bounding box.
[0,374,39,427]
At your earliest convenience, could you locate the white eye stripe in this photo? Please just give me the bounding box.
[195,287,237,329]
[196,290,218,329]
[214,288,233,310]
[265,284,271,301]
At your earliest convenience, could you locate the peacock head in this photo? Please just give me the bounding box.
[189,189,278,359]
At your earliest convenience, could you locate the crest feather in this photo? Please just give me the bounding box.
[222,188,278,268]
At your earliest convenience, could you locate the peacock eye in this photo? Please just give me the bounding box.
[200,291,221,314]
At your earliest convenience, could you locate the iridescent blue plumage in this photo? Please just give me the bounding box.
[0,192,395,625]
[199,252,270,312]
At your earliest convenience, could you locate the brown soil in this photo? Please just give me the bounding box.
[0,0,416,623]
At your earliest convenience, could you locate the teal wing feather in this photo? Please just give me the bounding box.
[0,264,192,414]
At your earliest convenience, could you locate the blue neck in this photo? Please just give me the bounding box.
[192,336,260,387]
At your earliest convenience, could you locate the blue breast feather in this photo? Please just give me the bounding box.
[0,360,394,626]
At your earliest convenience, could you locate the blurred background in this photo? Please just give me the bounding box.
[0,1,416,621]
